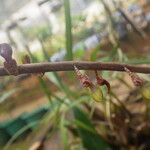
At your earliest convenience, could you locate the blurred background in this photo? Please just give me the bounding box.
[1,0,150,150]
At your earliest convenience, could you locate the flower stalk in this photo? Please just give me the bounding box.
[0,61,149,76]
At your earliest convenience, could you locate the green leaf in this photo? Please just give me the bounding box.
[73,107,111,150]
[46,72,76,97]
[125,58,150,65]
[64,0,73,60]
[4,121,38,150]
[60,115,69,150]
[64,95,90,112]
[90,47,100,61]
[74,48,84,59]
[39,77,51,102]
[23,43,52,103]
[46,72,66,90]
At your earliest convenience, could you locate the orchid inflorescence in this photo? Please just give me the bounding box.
[0,43,144,91]
[74,65,110,102]
[74,66,144,102]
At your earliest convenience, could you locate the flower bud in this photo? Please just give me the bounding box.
[0,43,12,61]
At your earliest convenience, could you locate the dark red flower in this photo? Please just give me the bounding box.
[95,71,110,93]
[74,66,93,89]
[124,67,143,86]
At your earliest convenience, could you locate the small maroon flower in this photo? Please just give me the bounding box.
[95,71,110,93]
[124,67,143,86]
[74,66,93,89]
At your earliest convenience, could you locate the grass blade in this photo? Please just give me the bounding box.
[73,107,111,150]
[63,0,73,60]
[39,77,51,102]
[60,115,69,150]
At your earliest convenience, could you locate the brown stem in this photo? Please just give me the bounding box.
[0,61,150,76]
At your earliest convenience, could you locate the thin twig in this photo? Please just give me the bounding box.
[0,61,150,76]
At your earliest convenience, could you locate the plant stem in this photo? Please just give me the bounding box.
[0,61,150,76]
